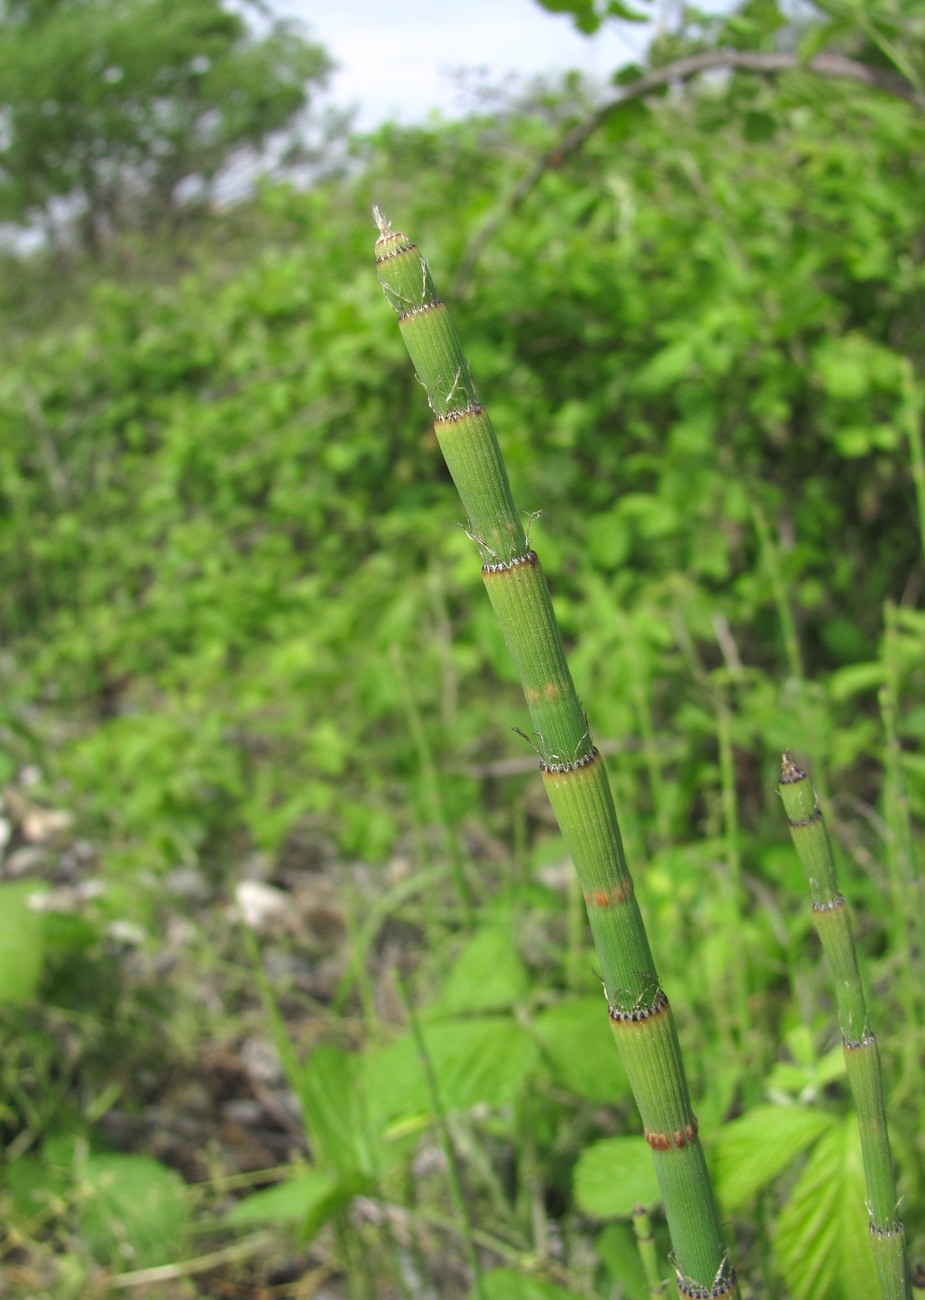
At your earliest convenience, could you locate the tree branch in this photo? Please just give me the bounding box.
[451,48,922,294]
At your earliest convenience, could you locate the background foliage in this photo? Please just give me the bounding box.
[1,0,923,1295]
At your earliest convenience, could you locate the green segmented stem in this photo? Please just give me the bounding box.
[779,753,910,1300]
[374,209,738,1299]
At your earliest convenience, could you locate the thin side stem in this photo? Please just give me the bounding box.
[395,973,486,1300]
[778,753,910,1300]
[900,360,925,567]
[633,1203,668,1297]
[389,641,471,919]
[375,209,738,1299]
[750,498,804,681]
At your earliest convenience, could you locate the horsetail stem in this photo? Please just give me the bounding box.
[374,208,738,1299]
[779,753,910,1300]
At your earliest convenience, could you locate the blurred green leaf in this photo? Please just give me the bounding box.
[481,1268,585,1299]
[367,1016,539,1124]
[432,924,530,1015]
[0,881,46,1004]
[712,1104,836,1211]
[531,997,628,1103]
[775,1116,880,1300]
[222,1166,359,1243]
[78,1153,189,1271]
[573,1135,661,1217]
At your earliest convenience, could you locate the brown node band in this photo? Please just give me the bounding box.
[844,1032,876,1051]
[644,1118,698,1152]
[527,682,562,703]
[374,236,417,263]
[435,402,485,424]
[540,745,599,776]
[812,893,845,912]
[608,990,669,1024]
[397,298,443,323]
[583,879,634,908]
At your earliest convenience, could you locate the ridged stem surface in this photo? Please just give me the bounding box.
[375,210,738,1299]
[779,753,909,1300]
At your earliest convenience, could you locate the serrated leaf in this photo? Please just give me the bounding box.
[366,1016,538,1126]
[776,1116,879,1300]
[531,997,628,1103]
[481,1267,585,1298]
[433,925,529,1015]
[78,1154,189,1271]
[573,1136,661,1218]
[712,1104,836,1211]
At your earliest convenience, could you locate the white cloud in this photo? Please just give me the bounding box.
[275,0,648,128]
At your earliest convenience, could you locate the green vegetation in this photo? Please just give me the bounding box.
[780,753,909,1298]
[375,209,735,1296]
[0,0,923,1295]
[0,0,332,252]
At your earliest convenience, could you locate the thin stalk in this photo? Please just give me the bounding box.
[900,358,925,565]
[389,640,471,919]
[374,209,738,1299]
[395,973,485,1300]
[877,605,924,1108]
[778,753,910,1300]
[633,1203,668,1297]
[750,497,804,681]
[879,602,923,966]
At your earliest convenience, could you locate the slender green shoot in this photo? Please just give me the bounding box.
[900,361,925,564]
[778,753,910,1300]
[749,497,803,681]
[633,1202,668,1296]
[374,208,738,1299]
[395,973,485,1300]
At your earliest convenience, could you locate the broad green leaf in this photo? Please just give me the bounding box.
[5,1154,69,1224]
[299,1044,381,1179]
[573,1136,661,1218]
[531,997,628,1103]
[712,1104,836,1211]
[0,881,46,1005]
[827,661,884,702]
[223,1166,362,1242]
[481,1267,585,1299]
[78,1153,188,1271]
[595,1221,654,1298]
[775,1116,879,1300]
[433,925,530,1014]
[366,1016,539,1126]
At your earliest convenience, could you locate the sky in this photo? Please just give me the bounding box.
[271,0,656,130]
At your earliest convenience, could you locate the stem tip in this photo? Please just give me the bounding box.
[372,204,392,238]
[779,750,807,784]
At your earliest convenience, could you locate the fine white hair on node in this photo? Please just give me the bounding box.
[372,204,392,237]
